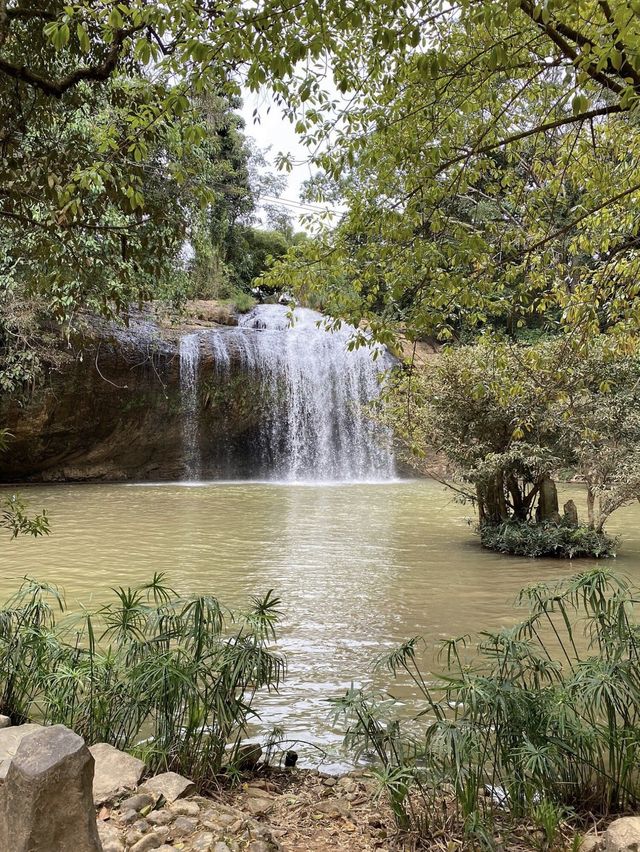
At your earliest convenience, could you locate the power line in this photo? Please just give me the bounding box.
[259,194,343,214]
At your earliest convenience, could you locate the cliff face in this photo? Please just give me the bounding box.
[0,311,263,482]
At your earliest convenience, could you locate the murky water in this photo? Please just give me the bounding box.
[2,479,640,769]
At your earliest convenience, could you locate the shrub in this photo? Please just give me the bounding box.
[0,576,283,788]
[333,569,640,847]
[225,289,256,314]
[479,520,617,559]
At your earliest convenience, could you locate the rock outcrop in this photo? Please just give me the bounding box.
[0,307,264,482]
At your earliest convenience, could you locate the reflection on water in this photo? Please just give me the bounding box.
[1,479,639,769]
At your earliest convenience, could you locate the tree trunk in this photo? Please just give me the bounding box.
[586,485,596,530]
[479,474,509,525]
[536,476,560,523]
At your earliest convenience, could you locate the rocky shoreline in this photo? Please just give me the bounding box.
[1,720,639,851]
[97,767,395,852]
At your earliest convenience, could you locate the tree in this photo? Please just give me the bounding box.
[0,0,423,389]
[265,1,640,348]
[0,432,48,537]
[383,338,640,551]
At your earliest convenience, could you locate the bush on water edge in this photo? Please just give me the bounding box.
[332,569,640,849]
[0,574,283,788]
[479,520,617,559]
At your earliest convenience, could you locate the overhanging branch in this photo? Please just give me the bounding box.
[0,24,143,97]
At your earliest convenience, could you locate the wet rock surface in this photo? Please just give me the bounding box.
[0,302,264,482]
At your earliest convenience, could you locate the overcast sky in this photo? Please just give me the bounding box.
[240,87,342,229]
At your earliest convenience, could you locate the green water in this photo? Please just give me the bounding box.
[2,479,639,768]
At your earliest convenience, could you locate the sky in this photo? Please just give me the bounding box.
[240,87,343,229]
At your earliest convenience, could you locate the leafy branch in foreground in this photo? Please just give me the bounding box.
[0,575,284,788]
[333,569,640,848]
[0,430,49,538]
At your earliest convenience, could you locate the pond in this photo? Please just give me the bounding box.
[2,479,639,769]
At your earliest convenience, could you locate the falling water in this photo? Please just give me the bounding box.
[179,333,201,480]
[204,304,395,481]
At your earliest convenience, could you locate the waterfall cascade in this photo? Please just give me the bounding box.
[179,333,202,479]
[179,304,395,482]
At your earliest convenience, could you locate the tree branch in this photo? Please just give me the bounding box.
[519,0,624,96]
[6,7,56,21]
[525,181,640,254]
[0,24,142,97]
[436,104,622,174]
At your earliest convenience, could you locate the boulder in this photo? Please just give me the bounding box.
[138,770,195,803]
[604,817,640,852]
[235,743,263,771]
[90,741,145,804]
[0,724,101,851]
[0,722,43,781]
[564,499,579,528]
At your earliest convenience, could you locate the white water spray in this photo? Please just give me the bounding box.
[203,305,395,481]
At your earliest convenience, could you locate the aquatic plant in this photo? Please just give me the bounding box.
[479,520,616,559]
[0,575,284,788]
[333,569,640,848]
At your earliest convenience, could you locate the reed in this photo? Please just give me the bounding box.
[332,568,640,848]
[0,574,283,788]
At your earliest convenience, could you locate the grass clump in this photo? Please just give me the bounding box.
[333,569,640,848]
[479,520,616,559]
[224,289,256,314]
[0,574,283,789]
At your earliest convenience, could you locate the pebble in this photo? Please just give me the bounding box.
[121,792,156,812]
[171,800,201,817]
[147,808,174,826]
[101,843,125,852]
[322,776,337,787]
[190,831,215,850]
[213,843,233,852]
[245,797,274,816]
[125,828,145,846]
[172,815,200,836]
[202,812,236,829]
[120,808,140,825]
[130,834,166,852]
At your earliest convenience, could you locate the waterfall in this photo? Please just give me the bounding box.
[179,333,201,480]
[199,304,395,481]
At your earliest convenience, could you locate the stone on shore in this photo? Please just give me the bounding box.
[0,724,101,851]
[0,715,11,729]
[603,817,640,851]
[139,770,196,803]
[90,741,146,804]
[0,722,43,781]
